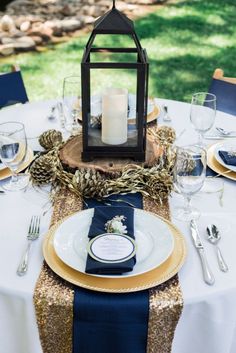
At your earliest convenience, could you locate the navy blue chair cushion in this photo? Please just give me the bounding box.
[0,71,28,108]
[208,78,236,116]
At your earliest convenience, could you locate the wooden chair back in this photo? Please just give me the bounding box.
[213,68,236,84]
[0,66,28,109]
[208,68,236,116]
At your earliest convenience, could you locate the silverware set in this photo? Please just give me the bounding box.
[190,219,228,285]
[205,126,236,140]
[17,215,41,276]
[215,127,236,137]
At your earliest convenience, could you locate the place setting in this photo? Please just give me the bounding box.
[187,91,236,190]
[207,139,236,181]
[43,204,186,292]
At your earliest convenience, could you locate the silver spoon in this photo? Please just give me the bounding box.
[206,224,228,272]
[216,127,236,136]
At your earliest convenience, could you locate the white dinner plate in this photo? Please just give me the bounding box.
[53,208,174,278]
[214,140,236,172]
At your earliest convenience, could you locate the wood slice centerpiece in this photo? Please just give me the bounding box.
[60,131,162,174]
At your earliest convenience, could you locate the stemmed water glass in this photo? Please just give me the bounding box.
[62,76,82,135]
[173,145,206,221]
[190,92,216,145]
[0,122,28,191]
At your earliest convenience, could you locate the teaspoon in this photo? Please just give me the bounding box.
[206,224,228,272]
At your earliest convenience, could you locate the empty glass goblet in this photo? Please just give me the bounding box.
[0,122,28,191]
[173,145,206,221]
[62,76,82,135]
[190,92,216,145]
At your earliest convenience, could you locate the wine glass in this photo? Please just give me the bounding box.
[62,76,82,135]
[173,145,206,221]
[0,122,28,191]
[190,92,216,145]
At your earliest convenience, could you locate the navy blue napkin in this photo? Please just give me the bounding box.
[219,150,236,166]
[85,206,136,275]
[73,286,148,353]
[73,193,148,353]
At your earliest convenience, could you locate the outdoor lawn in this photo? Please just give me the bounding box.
[0,0,235,103]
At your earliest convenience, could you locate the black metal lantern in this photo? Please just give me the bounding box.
[81,0,149,161]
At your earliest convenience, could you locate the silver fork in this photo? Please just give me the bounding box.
[17,216,41,276]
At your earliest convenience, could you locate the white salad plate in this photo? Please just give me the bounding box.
[53,208,174,278]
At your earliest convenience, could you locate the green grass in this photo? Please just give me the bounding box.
[0,0,236,102]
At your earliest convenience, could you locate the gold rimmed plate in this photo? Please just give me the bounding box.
[43,212,187,293]
[0,147,34,181]
[207,143,236,181]
[52,208,175,278]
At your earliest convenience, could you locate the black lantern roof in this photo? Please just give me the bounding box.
[82,0,145,64]
[94,0,134,34]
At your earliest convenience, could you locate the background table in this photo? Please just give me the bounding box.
[0,99,236,353]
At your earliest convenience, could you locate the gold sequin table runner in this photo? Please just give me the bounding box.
[34,188,183,353]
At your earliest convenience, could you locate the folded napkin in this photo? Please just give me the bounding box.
[219,150,236,166]
[85,206,136,275]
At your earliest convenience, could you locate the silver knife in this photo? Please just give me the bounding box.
[204,135,236,140]
[190,220,215,285]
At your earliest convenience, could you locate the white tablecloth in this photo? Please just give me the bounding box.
[0,99,236,353]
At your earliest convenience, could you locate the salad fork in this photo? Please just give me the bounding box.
[17,215,41,276]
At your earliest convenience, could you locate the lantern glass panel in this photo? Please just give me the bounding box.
[90,51,138,63]
[87,68,139,148]
[91,34,136,49]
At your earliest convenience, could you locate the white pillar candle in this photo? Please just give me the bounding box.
[102,88,128,145]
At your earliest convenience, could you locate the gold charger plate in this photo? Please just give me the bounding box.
[207,143,236,181]
[43,213,187,293]
[0,147,34,181]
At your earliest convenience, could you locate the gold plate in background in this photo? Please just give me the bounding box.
[130,102,160,125]
[207,143,236,181]
[78,100,160,125]
[0,147,34,181]
[43,213,187,293]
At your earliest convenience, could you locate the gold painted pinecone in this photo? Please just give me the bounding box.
[38,129,63,150]
[29,154,56,185]
[74,168,108,198]
[157,126,176,145]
